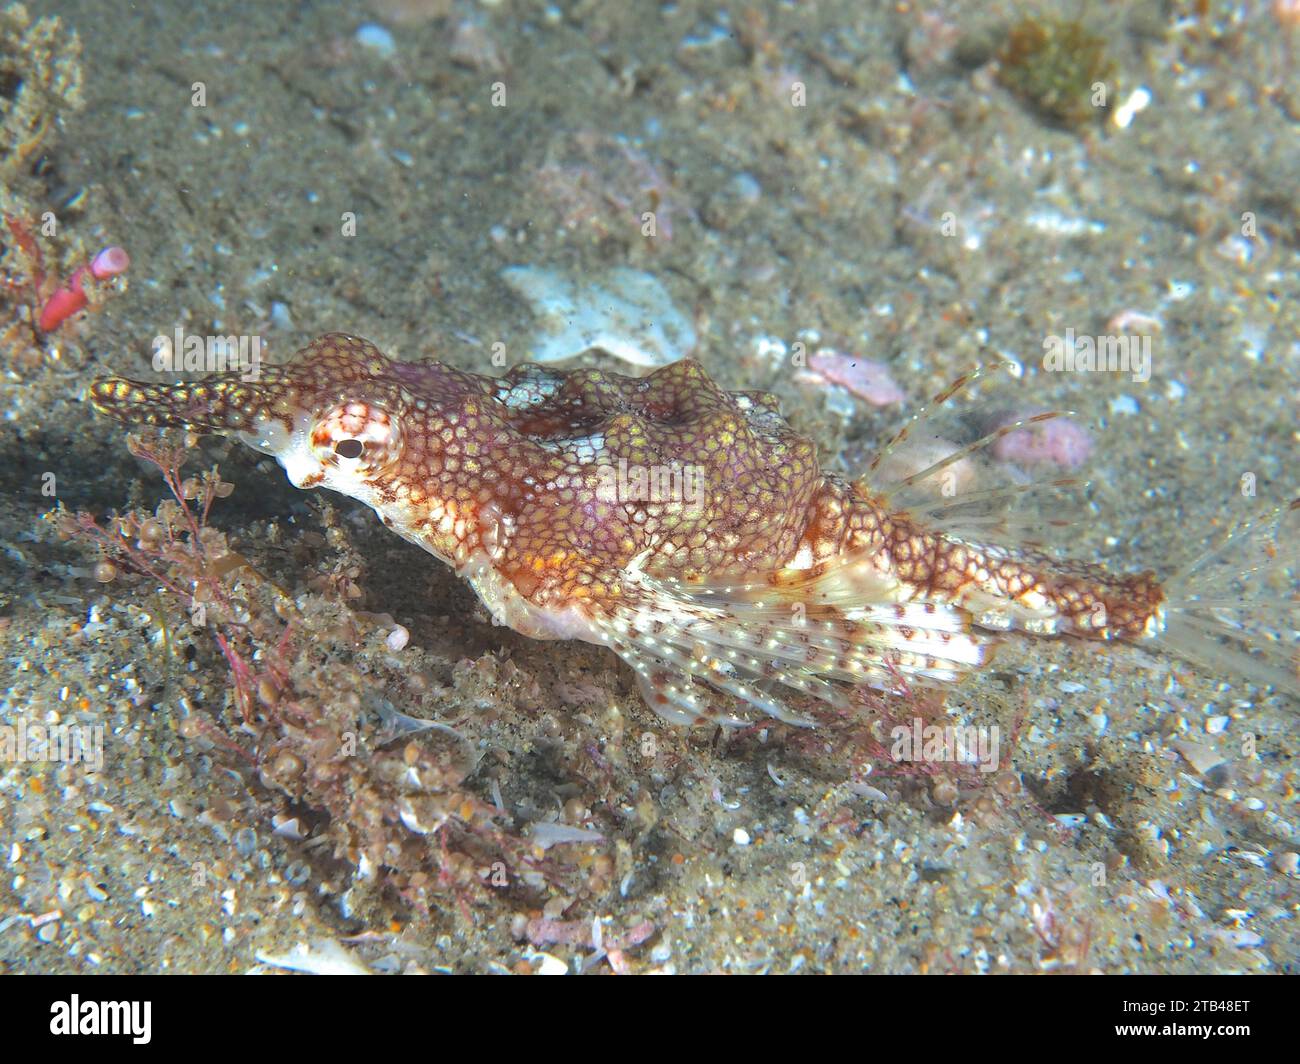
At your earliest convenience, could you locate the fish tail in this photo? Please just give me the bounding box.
[1152,499,1299,698]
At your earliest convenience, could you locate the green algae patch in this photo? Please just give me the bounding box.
[996,16,1115,129]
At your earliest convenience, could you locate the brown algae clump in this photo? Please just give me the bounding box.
[995,16,1115,128]
[0,2,83,180]
[57,434,604,923]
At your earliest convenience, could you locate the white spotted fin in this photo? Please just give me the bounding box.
[590,556,991,728]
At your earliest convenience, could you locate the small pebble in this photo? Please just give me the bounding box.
[355,23,396,57]
[931,779,959,806]
[1112,85,1151,129]
[1171,738,1226,775]
[732,828,751,846]
[269,301,293,330]
[535,952,568,976]
[233,827,257,857]
[729,172,762,205]
[1277,852,1299,876]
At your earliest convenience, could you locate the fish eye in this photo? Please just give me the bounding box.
[311,401,401,471]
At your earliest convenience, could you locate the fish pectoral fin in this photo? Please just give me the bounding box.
[591,555,992,726]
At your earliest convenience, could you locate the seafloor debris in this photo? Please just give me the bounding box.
[533,131,690,245]
[0,2,83,182]
[990,408,1094,470]
[995,16,1115,129]
[254,938,372,975]
[501,263,697,365]
[800,348,906,407]
[447,11,507,73]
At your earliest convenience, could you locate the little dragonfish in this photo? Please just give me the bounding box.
[89,333,1297,725]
